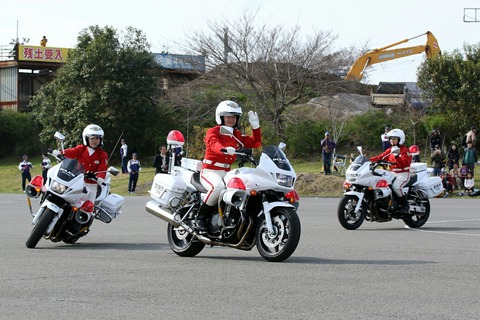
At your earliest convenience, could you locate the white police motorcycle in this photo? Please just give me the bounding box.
[25,132,124,248]
[146,129,301,262]
[338,146,444,230]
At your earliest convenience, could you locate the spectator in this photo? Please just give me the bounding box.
[466,126,477,148]
[127,153,141,194]
[321,131,336,175]
[41,152,52,185]
[152,145,169,174]
[446,143,460,171]
[460,164,469,185]
[120,139,128,174]
[462,140,478,176]
[464,171,475,195]
[440,168,453,197]
[381,126,391,151]
[429,129,442,151]
[448,163,463,190]
[18,155,33,192]
[430,144,445,176]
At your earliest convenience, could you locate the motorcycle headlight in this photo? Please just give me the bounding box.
[51,181,67,194]
[276,173,294,187]
[346,173,358,182]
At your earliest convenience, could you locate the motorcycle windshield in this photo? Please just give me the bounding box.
[58,158,85,181]
[262,145,293,171]
[350,155,369,171]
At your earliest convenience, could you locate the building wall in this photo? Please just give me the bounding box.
[0,66,18,111]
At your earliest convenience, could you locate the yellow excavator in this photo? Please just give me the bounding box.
[345,31,441,81]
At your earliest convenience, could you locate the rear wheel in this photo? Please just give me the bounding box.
[337,195,365,230]
[403,198,430,228]
[26,209,55,248]
[167,224,205,257]
[256,207,301,262]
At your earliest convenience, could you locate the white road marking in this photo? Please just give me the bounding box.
[404,218,480,236]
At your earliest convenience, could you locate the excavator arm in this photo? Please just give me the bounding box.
[345,31,441,81]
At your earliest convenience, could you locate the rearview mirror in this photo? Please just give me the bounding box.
[54,132,65,142]
[357,146,363,155]
[219,126,234,136]
[219,126,244,148]
[108,166,120,176]
[278,142,286,150]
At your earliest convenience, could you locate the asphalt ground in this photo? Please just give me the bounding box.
[1,194,480,319]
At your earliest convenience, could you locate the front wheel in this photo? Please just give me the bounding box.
[256,207,301,262]
[26,208,55,248]
[167,224,205,257]
[403,198,430,228]
[337,195,365,230]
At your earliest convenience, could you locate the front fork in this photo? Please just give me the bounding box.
[260,201,295,236]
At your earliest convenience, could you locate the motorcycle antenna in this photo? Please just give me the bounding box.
[109,132,124,163]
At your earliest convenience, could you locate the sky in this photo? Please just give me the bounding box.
[1,0,479,85]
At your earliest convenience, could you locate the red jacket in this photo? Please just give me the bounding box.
[202,126,262,171]
[370,145,412,173]
[63,145,108,183]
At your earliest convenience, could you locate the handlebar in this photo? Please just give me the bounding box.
[370,160,395,176]
[219,148,257,167]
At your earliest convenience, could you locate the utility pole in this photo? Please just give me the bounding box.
[464,8,480,22]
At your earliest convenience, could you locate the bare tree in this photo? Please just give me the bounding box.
[183,8,360,139]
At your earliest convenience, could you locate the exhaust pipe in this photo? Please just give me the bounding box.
[146,200,179,226]
[75,211,93,225]
[145,200,212,244]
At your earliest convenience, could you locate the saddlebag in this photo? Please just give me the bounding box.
[150,174,187,208]
[99,193,125,218]
[417,176,444,197]
[181,158,202,172]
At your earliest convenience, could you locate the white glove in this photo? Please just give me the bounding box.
[225,147,236,155]
[248,110,260,129]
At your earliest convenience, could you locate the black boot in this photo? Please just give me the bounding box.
[196,203,214,233]
[399,196,410,213]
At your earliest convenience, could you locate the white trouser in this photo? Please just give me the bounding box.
[392,172,410,197]
[200,169,227,206]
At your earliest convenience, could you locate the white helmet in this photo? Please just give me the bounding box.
[386,128,405,145]
[82,124,104,147]
[215,100,242,126]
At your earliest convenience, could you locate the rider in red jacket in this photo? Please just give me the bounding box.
[197,100,262,232]
[370,128,412,213]
[63,124,108,203]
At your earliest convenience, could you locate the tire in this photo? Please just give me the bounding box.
[256,207,301,262]
[337,195,365,230]
[26,208,55,248]
[167,223,205,257]
[403,198,430,228]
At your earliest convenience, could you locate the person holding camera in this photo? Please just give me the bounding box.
[430,145,446,177]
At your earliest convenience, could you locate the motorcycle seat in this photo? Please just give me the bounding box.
[405,174,417,187]
[190,172,208,193]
